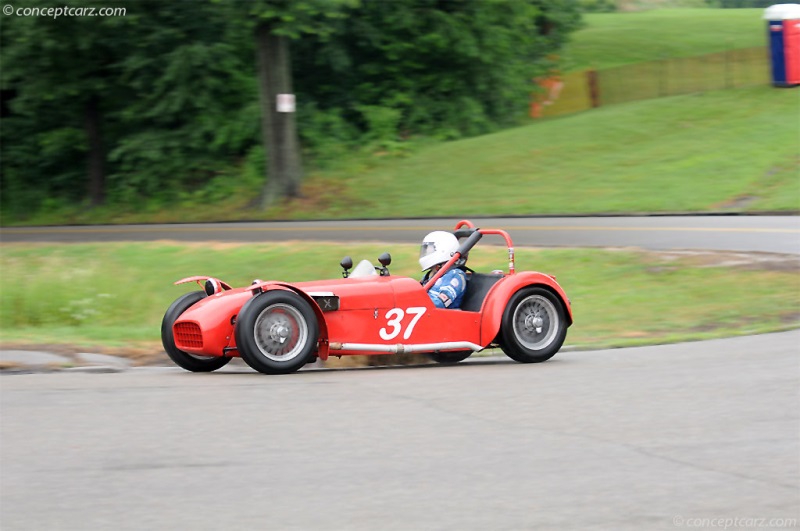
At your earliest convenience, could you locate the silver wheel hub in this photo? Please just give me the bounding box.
[513,294,559,351]
[253,303,308,362]
[270,323,290,343]
[525,314,544,334]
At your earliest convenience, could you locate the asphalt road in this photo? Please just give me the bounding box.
[1,331,798,531]
[3,215,799,254]
[2,216,798,529]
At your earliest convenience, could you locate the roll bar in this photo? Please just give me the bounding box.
[423,220,516,291]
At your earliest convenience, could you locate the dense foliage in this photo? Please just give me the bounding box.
[579,0,774,12]
[712,0,775,7]
[0,0,581,219]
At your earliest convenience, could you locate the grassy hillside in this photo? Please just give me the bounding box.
[563,8,767,71]
[12,85,796,226]
[243,86,800,220]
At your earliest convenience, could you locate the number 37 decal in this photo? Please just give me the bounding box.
[379,307,427,341]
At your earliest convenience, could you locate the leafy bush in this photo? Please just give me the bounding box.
[297,104,359,166]
[580,0,618,12]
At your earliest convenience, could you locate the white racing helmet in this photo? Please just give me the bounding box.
[419,231,459,271]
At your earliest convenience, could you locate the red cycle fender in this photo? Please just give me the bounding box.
[479,272,573,346]
[175,276,233,291]
[249,281,332,361]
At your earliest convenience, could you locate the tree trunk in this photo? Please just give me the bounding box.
[255,23,303,209]
[84,95,106,206]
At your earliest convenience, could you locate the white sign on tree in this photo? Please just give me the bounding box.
[276,94,296,113]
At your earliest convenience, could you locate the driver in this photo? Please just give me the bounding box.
[419,231,467,309]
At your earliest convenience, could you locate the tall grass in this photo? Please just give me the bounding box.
[1,242,797,351]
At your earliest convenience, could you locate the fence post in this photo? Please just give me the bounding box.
[587,69,600,108]
[725,48,732,89]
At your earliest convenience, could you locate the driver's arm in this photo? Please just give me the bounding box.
[428,269,467,309]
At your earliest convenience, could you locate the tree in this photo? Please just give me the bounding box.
[291,0,582,139]
[242,0,356,207]
[1,0,582,220]
[1,1,257,214]
[110,1,257,204]
[1,0,129,207]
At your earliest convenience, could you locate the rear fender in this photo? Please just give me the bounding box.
[250,282,331,360]
[480,272,573,345]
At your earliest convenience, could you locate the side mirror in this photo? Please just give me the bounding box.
[340,256,353,278]
[377,252,391,276]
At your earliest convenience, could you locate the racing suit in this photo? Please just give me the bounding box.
[424,268,467,309]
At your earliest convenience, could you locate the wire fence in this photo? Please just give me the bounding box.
[536,46,769,118]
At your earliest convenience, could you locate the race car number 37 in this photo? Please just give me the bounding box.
[379,307,427,340]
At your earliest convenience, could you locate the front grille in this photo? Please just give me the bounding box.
[174,322,203,349]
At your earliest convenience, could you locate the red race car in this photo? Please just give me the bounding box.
[161,220,573,374]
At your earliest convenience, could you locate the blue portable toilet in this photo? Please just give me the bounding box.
[764,4,800,87]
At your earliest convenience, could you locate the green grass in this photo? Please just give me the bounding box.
[4,8,794,228]
[1,242,797,355]
[271,86,799,218]
[15,86,798,226]
[563,9,767,71]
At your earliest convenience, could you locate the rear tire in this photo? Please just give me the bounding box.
[500,287,567,363]
[235,290,319,375]
[427,351,472,364]
[161,291,232,372]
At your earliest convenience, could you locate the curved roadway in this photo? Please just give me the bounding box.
[2,332,798,530]
[1,216,798,530]
[3,215,799,254]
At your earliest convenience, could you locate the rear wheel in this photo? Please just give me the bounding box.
[235,290,319,375]
[500,287,567,363]
[161,291,232,372]
[427,351,472,364]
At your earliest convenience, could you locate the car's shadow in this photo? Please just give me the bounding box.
[210,355,568,376]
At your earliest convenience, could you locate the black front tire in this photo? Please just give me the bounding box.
[161,291,232,372]
[500,287,567,363]
[235,290,319,375]
[427,351,473,364]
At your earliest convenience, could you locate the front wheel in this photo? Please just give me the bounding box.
[235,290,319,375]
[161,291,232,372]
[499,287,567,363]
